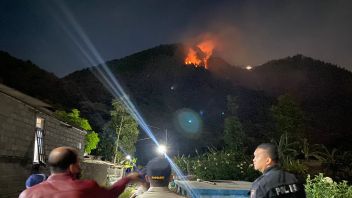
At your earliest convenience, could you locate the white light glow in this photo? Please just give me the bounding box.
[157,145,167,154]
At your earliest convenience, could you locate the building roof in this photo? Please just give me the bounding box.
[0,83,54,114]
[0,83,87,135]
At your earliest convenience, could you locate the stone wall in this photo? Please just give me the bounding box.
[80,159,125,187]
[0,91,86,198]
[81,160,110,186]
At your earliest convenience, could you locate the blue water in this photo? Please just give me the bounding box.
[174,180,250,198]
[191,189,249,198]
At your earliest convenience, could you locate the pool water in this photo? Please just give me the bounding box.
[174,180,251,198]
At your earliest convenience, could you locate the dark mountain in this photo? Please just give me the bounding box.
[0,51,71,109]
[249,55,352,147]
[62,44,260,161]
[1,46,352,162]
[211,54,352,148]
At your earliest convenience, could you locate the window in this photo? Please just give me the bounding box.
[33,117,45,164]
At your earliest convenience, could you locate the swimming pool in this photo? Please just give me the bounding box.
[174,180,251,198]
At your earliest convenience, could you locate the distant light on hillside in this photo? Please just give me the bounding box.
[246,65,252,70]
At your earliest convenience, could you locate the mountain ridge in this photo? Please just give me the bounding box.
[1,45,352,158]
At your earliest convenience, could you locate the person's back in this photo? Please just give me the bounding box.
[19,147,139,198]
[137,187,183,198]
[252,166,305,197]
[137,157,183,198]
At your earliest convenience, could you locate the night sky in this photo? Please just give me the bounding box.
[1,0,352,77]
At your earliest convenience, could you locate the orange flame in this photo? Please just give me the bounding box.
[185,48,201,66]
[185,39,215,69]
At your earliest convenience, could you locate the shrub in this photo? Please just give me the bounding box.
[174,148,260,181]
[85,131,100,154]
[282,159,308,176]
[305,173,352,198]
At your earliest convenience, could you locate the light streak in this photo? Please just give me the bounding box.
[50,2,197,196]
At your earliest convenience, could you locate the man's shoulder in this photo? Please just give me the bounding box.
[256,169,305,197]
[265,168,298,182]
[19,181,53,198]
[19,179,101,198]
[137,190,184,198]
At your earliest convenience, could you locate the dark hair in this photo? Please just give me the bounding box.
[48,148,78,173]
[31,164,40,173]
[257,143,279,162]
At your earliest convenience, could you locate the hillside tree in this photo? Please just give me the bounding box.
[223,96,245,152]
[54,109,100,154]
[97,99,139,163]
[271,94,306,141]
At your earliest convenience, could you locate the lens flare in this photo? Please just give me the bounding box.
[174,108,202,134]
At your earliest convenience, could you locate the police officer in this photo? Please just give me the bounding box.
[137,157,183,198]
[250,143,306,198]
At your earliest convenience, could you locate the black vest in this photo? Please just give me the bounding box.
[250,165,306,198]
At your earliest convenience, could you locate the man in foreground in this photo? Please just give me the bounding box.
[137,157,183,198]
[19,146,140,198]
[251,143,306,198]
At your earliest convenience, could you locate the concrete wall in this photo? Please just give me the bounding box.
[80,159,125,187]
[0,91,86,198]
[81,160,110,186]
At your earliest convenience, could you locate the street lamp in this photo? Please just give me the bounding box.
[126,155,131,160]
[157,144,167,154]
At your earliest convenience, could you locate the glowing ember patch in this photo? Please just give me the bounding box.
[184,39,216,69]
[185,48,202,66]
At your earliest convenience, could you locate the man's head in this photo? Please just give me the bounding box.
[253,143,279,173]
[48,147,81,179]
[145,157,171,187]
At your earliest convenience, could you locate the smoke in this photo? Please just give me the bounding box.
[179,24,257,68]
[176,0,352,69]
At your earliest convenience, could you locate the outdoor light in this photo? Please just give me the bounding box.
[157,144,167,154]
[126,155,131,160]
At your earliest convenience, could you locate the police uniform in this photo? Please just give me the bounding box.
[250,165,306,198]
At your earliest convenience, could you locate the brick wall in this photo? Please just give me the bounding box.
[0,91,86,198]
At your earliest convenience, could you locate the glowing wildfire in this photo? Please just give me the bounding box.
[184,39,215,69]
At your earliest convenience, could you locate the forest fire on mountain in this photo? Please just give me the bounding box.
[184,39,215,69]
